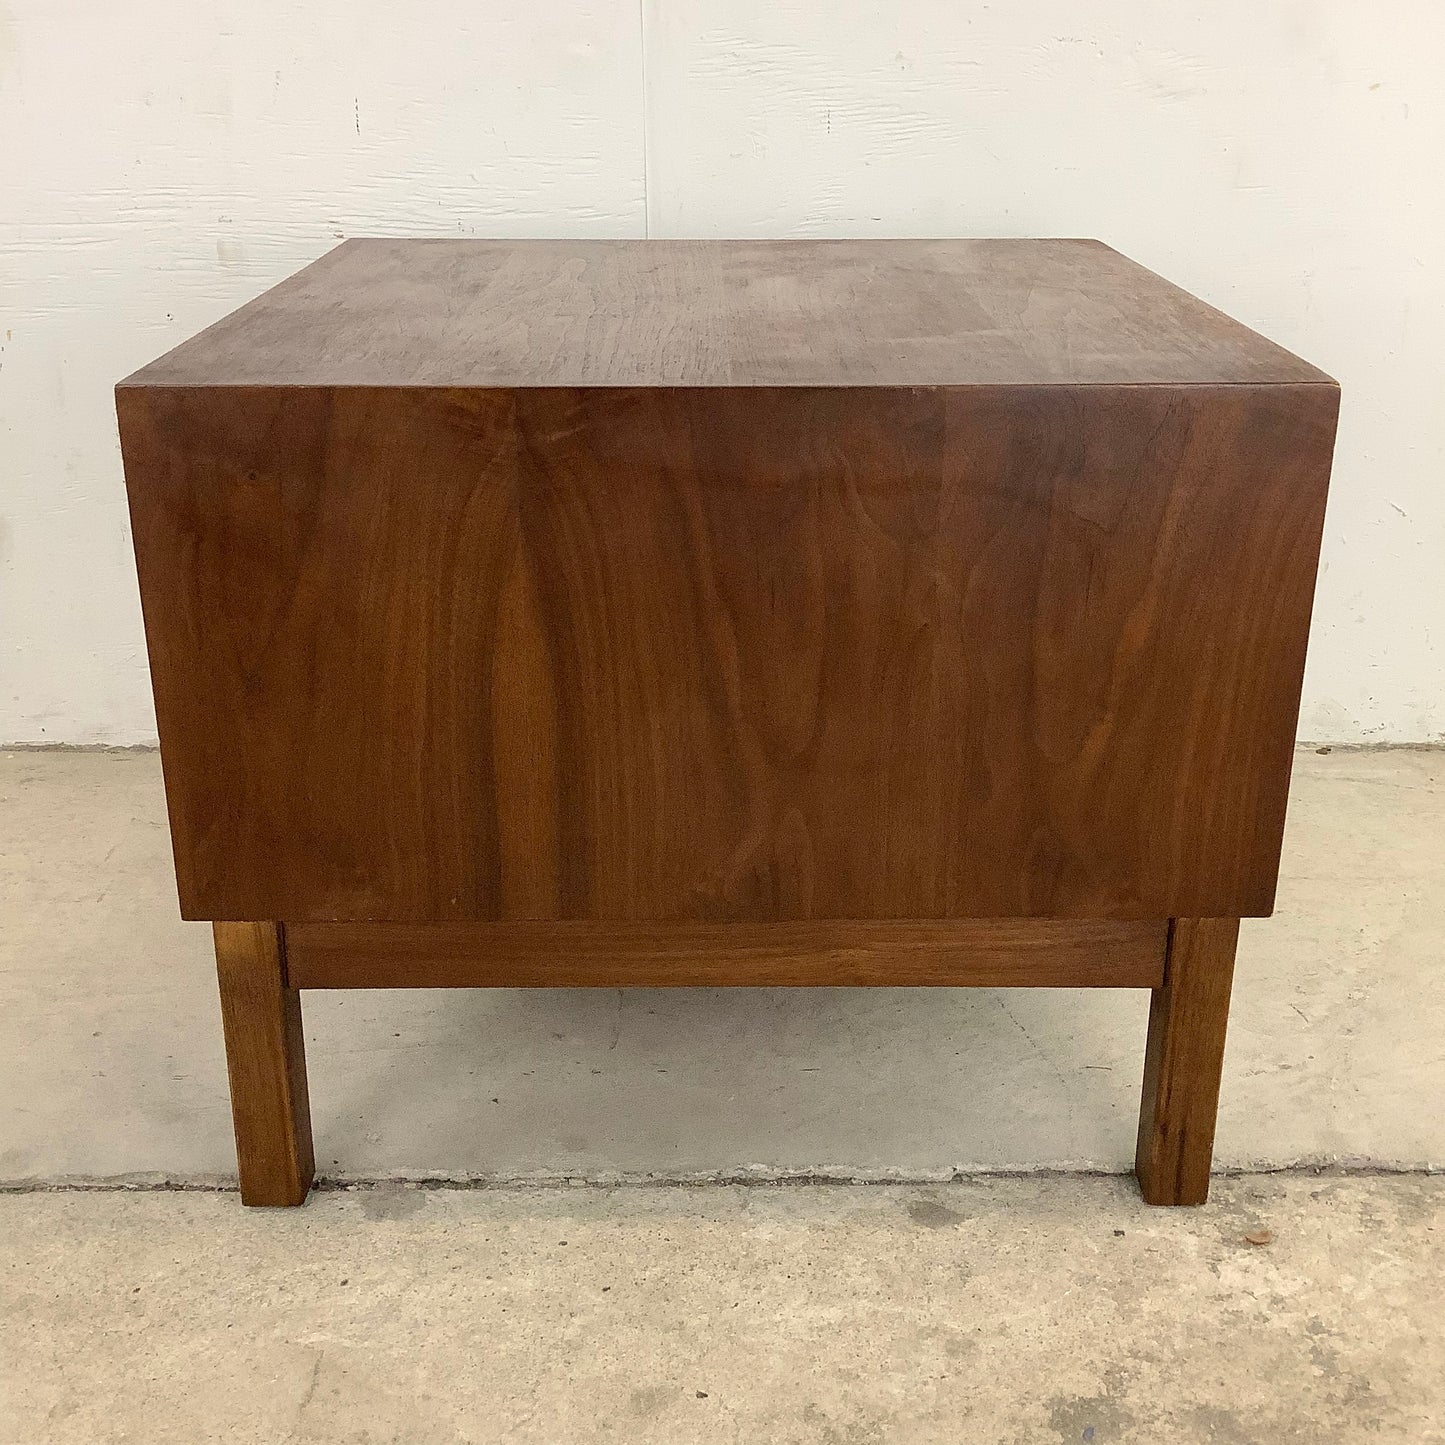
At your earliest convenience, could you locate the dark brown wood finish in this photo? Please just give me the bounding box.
[120,379,1336,923]
[118,240,1337,1206]
[1135,917,1241,1205]
[285,919,1167,990]
[122,238,1330,390]
[212,922,315,1206]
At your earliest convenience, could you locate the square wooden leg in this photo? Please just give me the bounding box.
[213,922,315,1206]
[1135,917,1240,1205]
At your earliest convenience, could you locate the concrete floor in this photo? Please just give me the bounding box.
[3,1175,1442,1443]
[0,747,1441,1184]
[1,748,1443,1442]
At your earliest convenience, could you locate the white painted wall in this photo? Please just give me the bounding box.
[3,1,1441,743]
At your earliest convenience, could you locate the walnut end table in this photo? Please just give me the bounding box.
[117,239,1337,1207]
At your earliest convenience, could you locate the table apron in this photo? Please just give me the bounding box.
[281,918,1169,990]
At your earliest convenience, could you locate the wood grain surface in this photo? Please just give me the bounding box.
[1135,917,1241,1206]
[120,238,1332,390]
[120,374,1337,924]
[285,919,1167,990]
[212,922,314,1206]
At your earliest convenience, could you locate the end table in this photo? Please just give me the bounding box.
[117,239,1338,1206]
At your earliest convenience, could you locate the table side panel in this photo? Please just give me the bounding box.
[118,382,1337,922]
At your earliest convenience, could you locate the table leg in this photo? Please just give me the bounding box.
[213,922,315,1206]
[1135,917,1240,1205]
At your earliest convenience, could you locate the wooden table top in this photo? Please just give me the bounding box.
[121,237,1331,392]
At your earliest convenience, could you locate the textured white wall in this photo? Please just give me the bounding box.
[2,1,1441,742]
